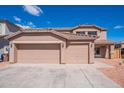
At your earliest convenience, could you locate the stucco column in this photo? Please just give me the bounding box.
[105,45,109,59]
[60,43,65,64]
[110,44,114,59]
[9,43,16,63]
[89,42,94,64]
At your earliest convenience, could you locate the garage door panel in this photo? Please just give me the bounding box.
[66,44,89,64]
[17,44,59,50]
[17,44,60,63]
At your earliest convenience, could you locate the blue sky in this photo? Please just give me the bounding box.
[0,5,124,41]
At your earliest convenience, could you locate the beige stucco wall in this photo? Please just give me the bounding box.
[89,42,94,63]
[13,33,64,41]
[97,31,107,40]
[9,43,17,63]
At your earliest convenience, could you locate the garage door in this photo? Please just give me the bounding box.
[17,44,60,64]
[66,44,89,64]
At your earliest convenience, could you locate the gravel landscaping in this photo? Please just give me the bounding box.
[98,59,124,87]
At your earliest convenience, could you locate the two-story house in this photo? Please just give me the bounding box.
[6,23,114,64]
[0,19,22,58]
[53,24,114,59]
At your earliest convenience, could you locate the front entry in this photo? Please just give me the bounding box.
[95,45,111,59]
[95,47,101,58]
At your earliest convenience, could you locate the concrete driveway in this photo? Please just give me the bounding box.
[0,64,121,88]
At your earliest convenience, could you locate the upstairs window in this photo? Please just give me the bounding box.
[88,31,97,35]
[88,31,97,37]
[76,32,85,35]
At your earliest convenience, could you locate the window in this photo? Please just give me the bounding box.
[88,31,97,36]
[76,32,85,35]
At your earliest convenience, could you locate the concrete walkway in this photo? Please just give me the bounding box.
[0,64,121,88]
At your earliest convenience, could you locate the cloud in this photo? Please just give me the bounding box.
[13,16,21,22]
[23,5,43,16]
[27,21,36,27]
[16,21,36,28]
[14,17,36,28]
[16,24,31,28]
[114,25,124,29]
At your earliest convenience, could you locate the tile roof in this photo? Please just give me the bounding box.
[95,40,114,45]
[52,24,107,31]
[5,29,96,41]
[0,35,7,39]
[0,19,106,31]
[23,24,106,32]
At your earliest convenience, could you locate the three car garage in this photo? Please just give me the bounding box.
[7,30,95,64]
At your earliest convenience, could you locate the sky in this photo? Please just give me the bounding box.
[0,5,124,41]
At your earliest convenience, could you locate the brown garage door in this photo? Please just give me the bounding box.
[17,44,60,64]
[66,44,89,64]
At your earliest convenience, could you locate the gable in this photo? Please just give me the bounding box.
[11,32,66,42]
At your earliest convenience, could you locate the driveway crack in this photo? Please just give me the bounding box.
[80,68,94,88]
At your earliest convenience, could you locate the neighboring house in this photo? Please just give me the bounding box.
[0,19,22,58]
[5,24,114,64]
